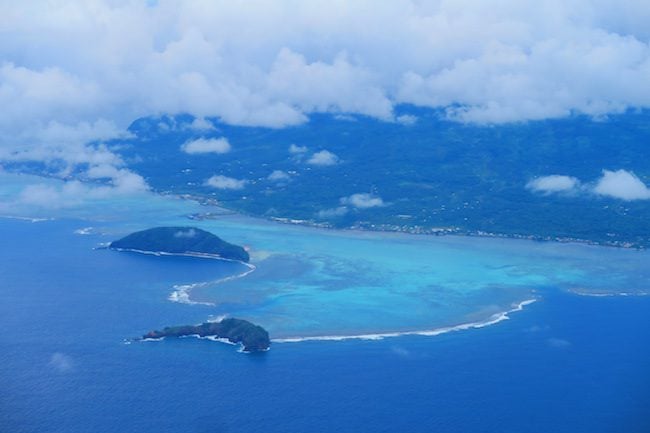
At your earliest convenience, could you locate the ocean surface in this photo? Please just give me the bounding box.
[1,173,649,432]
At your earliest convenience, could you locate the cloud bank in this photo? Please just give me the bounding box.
[2,1,650,205]
[2,1,650,147]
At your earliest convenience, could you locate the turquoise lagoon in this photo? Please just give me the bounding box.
[166,213,650,340]
[3,172,649,342]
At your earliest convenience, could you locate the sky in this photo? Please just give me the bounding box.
[1,0,650,200]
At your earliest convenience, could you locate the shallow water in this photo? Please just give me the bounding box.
[155,211,650,338]
[1,219,649,433]
[2,172,650,432]
[2,172,650,340]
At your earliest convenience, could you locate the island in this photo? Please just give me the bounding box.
[142,318,270,352]
[110,226,249,262]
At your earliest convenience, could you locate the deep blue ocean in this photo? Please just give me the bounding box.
[1,218,649,433]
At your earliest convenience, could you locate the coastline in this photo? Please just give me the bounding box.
[142,333,270,353]
[0,171,643,250]
[177,195,644,251]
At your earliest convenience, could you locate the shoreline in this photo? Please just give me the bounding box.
[141,333,269,354]
[176,195,645,251]
[0,183,642,251]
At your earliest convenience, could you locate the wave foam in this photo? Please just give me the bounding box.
[110,247,249,263]
[272,299,537,344]
[168,283,215,306]
[0,215,53,223]
[167,263,256,305]
[110,247,257,305]
[74,227,94,235]
[147,333,244,349]
[568,289,650,297]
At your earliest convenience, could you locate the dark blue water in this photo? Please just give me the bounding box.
[1,219,649,433]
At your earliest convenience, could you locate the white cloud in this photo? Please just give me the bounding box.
[0,120,127,167]
[19,170,149,208]
[334,114,358,122]
[527,175,580,194]
[593,169,650,200]
[396,114,417,125]
[268,170,290,181]
[528,169,650,201]
[174,228,197,238]
[341,193,385,208]
[317,206,349,218]
[267,48,392,119]
[181,137,231,154]
[317,194,385,217]
[19,183,82,208]
[187,117,216,131]
[0,1,648,140]
[86,164,149,191]
[547,338,571,348]
[2,0,650,189]
[49,353,74,373]
[205,175,247,190]
[307,150,339,166]
[15,160,148,209]
[289,144,308,154]
[396,21,650,123]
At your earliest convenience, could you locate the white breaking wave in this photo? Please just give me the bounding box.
[272,299,537,343]
[0,215,53,223]
[111,247,227,260]
[168,283,215,306]
[74,227,94,235]
[110,247,257,305]
[167,262,256,305]
[143,333,246,351]
[568,289,650,297]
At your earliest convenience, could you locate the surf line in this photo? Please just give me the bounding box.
[109,247,256,306]
[273,299,537,343]
[567,288,650,297]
